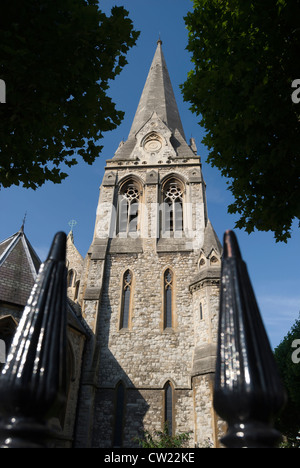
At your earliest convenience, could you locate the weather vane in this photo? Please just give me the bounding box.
[68,219,77,232]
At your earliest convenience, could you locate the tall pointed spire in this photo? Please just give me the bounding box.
[128,39,186,140]
[112,39,197,161]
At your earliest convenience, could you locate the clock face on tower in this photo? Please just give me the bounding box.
[143,132,163,153]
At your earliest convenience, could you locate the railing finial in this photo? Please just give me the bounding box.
[0,232,68,448]
[214,230,287,448]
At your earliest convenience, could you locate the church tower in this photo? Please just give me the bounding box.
[73,40,223,448]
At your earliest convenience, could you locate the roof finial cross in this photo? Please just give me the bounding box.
[68,219,77,232]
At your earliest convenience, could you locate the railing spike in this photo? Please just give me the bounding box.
[0,232,68,448]
[213,230,287,448]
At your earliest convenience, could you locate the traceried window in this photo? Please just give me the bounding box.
[118,181,141,235]
[120,270,133,329]
[164,269,173,329]
[162,180,183,234]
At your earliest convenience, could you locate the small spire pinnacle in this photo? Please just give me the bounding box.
[20,212,27,232]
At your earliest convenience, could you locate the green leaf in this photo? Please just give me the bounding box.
[181,0,300,242]
[0,1,140,189]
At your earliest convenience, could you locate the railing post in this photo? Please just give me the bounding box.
[213,230,287,448]
[0,232,68,448]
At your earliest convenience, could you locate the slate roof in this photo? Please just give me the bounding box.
[0,228,89,338]
[201,219,223,258]
[0,227,41,307]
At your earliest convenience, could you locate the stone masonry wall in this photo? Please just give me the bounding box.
[76,161,222,448]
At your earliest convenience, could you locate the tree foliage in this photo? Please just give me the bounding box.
[274,315,300,447]
[0,0,139,189]
[134,423,192,449]
[182,0,300,242]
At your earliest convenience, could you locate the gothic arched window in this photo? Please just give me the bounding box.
[0,316,17,371]
[164,269,173,329]
[120,270,133,329]
[67,269,74,288]
[118,180,141,235]
[162,179,184,234]
[74,280,80,301]
[164,381,173,435]
[113,381,126,447]
[200,302,203,321]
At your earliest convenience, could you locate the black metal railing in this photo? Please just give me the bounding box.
[213,230,287,448]
[0,232,68,448]
[0,230,288,448]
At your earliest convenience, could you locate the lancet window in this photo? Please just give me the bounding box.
[164,269,173,329]
[67,269,75,288]
[120,270,133,329]
[164,381,173,435]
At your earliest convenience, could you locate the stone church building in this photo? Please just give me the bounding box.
[0,41,223,448]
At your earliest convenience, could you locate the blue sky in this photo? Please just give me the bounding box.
[0,0,299,348]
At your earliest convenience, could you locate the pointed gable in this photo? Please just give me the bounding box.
[0,229,41,307]
[201,219,223,258]
[129,39,185,139]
